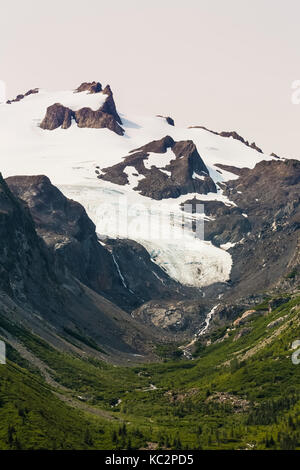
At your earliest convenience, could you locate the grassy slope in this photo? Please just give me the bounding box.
[0,293,300,450]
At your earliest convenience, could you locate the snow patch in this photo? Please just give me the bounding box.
[220,242,236,250]
[124,166,145,188]
[144,148,176,170]
[192,172,205,180]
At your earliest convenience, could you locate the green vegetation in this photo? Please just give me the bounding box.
[0,293,300,450]
[155,343,184,361]
[62,327,106,354]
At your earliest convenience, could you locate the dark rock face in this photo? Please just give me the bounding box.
[156,115,175,126]
[180,197,251,247]
[75,81,102,93]
[0,174,55,307]
[74,108,123,135]
[6,88,39,104]
[214,303,247,323]
[40,103,74,130]
[104,238,200,305]
[99,136,216,200]
[5,175,138,310]
[221,159,300,298]
[101,85,122,124]
[189,126,263,153]
[179,159,300,316]
[40,82,124,135]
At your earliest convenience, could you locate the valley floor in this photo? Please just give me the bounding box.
[1,293,300,450]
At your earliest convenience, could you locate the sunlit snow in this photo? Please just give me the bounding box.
[0,88,282,287]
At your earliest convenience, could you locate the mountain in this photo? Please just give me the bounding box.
[0,171,211,361]
[0,80,299,450]
[0,82,266,292]
[1,79,299,331]
[99,135,216,199]
[0,173,159,361]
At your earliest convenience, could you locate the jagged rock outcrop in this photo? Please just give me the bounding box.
[99,136,216,199]
[40,103,74,130]
[75,81,102,93]
[74,108,123,134]
[40,82,124,135]
[6,88,39,104]
[189,125,263,153]
[249,141,263,153]
[101,85,122,124]
[156,115,175,126]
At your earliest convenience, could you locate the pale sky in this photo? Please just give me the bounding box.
[1,0,300,157]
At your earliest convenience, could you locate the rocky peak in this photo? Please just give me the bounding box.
[249,141,263,153]
[5,175,95,242]
[98,84,122,125]
[40,82,124,135]
[6,88,39,104]
[75,81,102,93]
[102,84,113,95]
[130,135,175,154]
[40,103,74,130]
[99,136,216,199]
[172,140,209,174]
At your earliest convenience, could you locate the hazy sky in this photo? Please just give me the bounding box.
[1,0,300,157]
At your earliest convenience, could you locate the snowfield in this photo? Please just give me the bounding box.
[0,87,280,287]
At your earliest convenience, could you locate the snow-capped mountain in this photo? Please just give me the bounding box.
[0,81,298,296]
